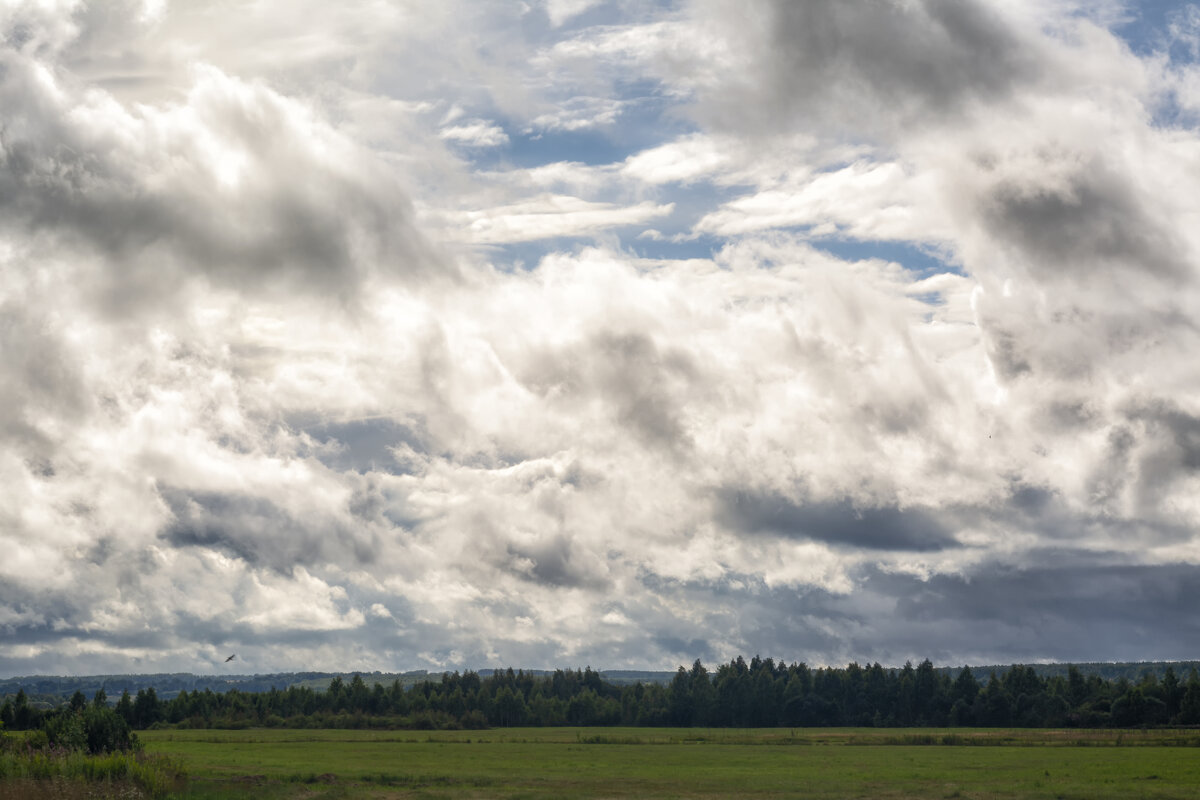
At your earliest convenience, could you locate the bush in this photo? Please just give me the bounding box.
[42,706,137,754]
[460,710,489,729]
[410,711,438,730]
[83,706,138,754]
[43,712,87,752]
[23,730,50,751]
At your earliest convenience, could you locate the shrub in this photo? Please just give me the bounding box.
[43,712,87,752]
[43,706,137,754]
[411,711,438,730]
[460,710,489,729]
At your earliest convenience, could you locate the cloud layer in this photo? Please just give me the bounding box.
[2,0,1200,676]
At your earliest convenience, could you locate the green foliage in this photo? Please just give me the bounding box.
[149,659,1200,730]
[43,710,87,751]
[42,705,138,754]
[0,737,181,798]
[11,658,1198,737]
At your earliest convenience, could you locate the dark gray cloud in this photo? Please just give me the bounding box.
[505,534,610,590]
[978,323,1033,382]
[160,489,380,571]
[516,329,701,455]
[692,0,1040,136]
[1127,400,1200,471]
[591,331,699,453]
[877,559,1200,662]
[300,418,427,475]
[620,557,1200,667]
[717,489,959,552]
[632,571,872,664]
[1121,400,1200,510]
[980,159,1192,283]
[0,302,90,459]
[954,481,1192,549]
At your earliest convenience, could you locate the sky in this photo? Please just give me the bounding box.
[3,0,1200,678]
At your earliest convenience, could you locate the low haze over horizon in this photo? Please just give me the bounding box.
[4,0,1200,679]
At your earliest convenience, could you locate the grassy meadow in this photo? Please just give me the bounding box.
[135,726,1200,799]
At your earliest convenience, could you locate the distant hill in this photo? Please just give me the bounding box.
[286,668,676,692]
[0,672,334,705]
[0,668,680,705]
[4,660,1198,705]
[286,670,435,692]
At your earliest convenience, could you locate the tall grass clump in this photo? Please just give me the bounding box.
[1,717,184,798]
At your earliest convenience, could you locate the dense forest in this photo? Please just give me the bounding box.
[4,657,1200,732]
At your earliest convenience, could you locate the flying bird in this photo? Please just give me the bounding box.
[225,654,236,662]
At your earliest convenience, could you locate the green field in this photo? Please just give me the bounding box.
[137,727,1200,799]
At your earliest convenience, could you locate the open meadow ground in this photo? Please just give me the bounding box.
[137,727,1200,799]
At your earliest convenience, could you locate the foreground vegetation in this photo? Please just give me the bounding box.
[0,735,182,799]
[0,693,182,798]
[140,726,1200,799]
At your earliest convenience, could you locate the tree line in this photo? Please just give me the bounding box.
[4,656,1200,731]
